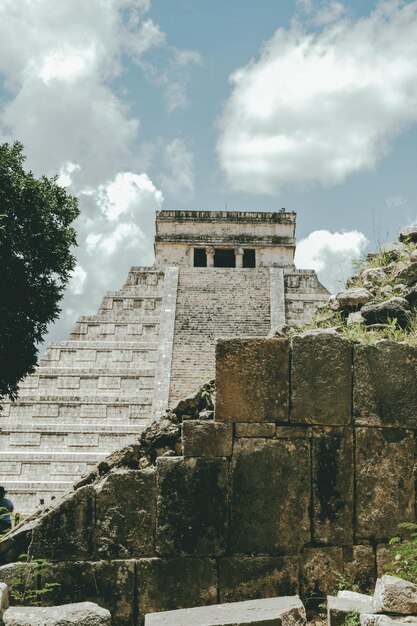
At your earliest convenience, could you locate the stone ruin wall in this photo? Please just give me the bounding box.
[0,263,328,515]
[1,332,416,626]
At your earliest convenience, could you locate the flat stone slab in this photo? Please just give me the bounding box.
[374,575,417,614]
[145,595,306,625]
[360,615,417,626]
[328,593,374,626]
[3,601,111,625]
[0,582,9,620]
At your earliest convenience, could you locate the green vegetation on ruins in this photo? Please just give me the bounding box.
[299,229,417,345]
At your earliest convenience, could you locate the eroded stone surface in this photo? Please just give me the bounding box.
[312,427,353,545]
[182,421,233,457]
[30,486,95,561]
[156,457,229,556]
[361,298,410,328]
[374,575,417,615]
[291,331,352,425]
[354,343,417,427]
[230,438,310,553]
[301,547,343,601]
[328,593,374,626]
[137,558,217,621]
[336,288,373,309]
[94,468,156,559]
[355,428,414,540]
[0,581,9,621]
[3,602,111,626]
[216,338,289,422]
[343,546,376,593]
[218,556,299,603]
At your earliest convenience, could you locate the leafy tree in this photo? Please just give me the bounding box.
[0,141,79,402]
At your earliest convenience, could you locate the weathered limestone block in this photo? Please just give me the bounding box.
[328,593,374,626]
[336,288,373,309]
[301,547,343,601]
[360,615,417,626]
[216,338,289,422]
[30,486,95,560]
[0,582,8,621]
[3,602,111,626]
[218,556,299,603]
[376,545,392,577]
[354,343,417,427]
[230,438,310,553]
[275,426,311,439]
[156,457,229,556]
[291,331,352,425]
[43,560,135,626]
[182,421,233,457]
[343,546,376,593]
[374,575,417,614]
[144,596,306,626]
[312,427,353,545]
[355,428,414,540]
[94,468,156,559]
[361,298,410,328]
[234,423,276,438]
[137,558,217,621]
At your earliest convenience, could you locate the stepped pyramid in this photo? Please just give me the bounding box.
[0,210,329,514]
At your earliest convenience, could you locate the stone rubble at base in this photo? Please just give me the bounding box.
[328,576,417,626]
[0,210,328,514]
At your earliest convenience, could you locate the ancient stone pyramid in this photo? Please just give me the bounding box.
[0,210,329,513]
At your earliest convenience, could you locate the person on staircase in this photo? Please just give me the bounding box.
[0,486,14,534]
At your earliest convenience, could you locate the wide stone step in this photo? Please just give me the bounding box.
[0,395,153,420]
[0,428,139,452]
[70,317,160,340]
[144,596,306,626]
[40,340,159,368]
[17,367,156,395]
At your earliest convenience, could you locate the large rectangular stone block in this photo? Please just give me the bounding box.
[156,457,229,556]
[230,438,311,553]
[216,338,289,422]
[312,427,353,545]
[355,428,415,541]
[30,486,95,560]
[182,421,233,457]
[218,556,299,603]
[94,468,156,559]
[43,560,135,626]
[137,557,217,623]
[144,596,306,626]
[354,343,417,427]
[343,545,376,594]
[301,547,343,602]
[291,331,352,425]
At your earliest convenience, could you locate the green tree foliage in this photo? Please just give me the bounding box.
[0,141,79,401]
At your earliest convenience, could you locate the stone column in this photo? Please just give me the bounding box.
[235,247,244,268]
[206,246,215,267]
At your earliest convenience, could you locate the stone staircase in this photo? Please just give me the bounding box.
[168,268,272,405]
[0,267,168,514]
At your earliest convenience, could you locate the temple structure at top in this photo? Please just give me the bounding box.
[0,210,329,513]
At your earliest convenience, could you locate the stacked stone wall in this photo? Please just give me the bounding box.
[1,333,415,626]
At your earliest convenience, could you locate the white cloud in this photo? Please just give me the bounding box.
[218,0,417,194]
[57,162,81,187]
[68,264,87,295]
[295,230,369,293]
[0,0,197,341]
[159,139,195,196]
[97,172,164,221]
[386,195,407,208]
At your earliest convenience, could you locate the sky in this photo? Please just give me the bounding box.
[1,0,416,342]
